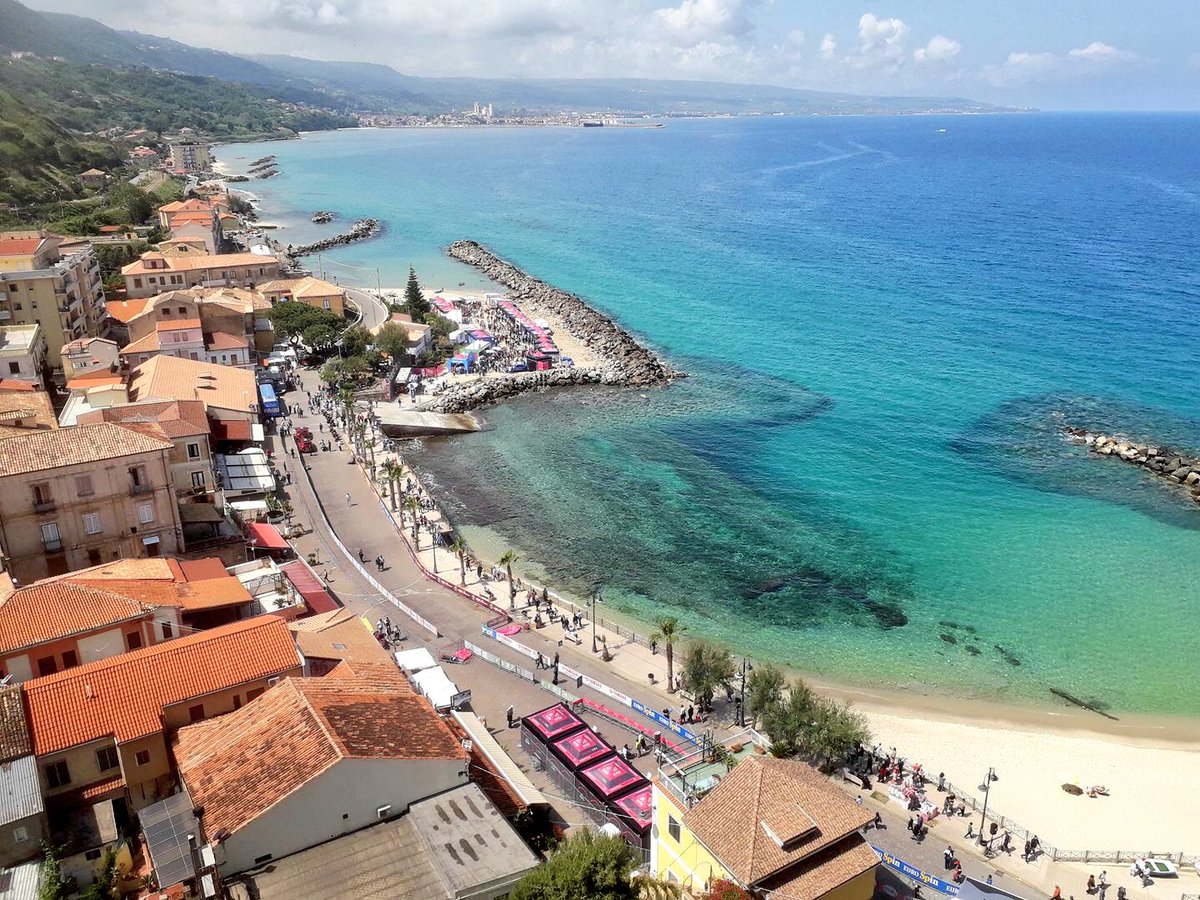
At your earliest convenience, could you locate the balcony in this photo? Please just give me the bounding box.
[130,484,154,496]
[33,499,56,513]
[43,540,63,553]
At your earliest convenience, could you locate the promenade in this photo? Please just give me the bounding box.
[273,367,1197,900]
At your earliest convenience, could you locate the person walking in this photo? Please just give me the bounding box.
[345,492,351,506]
[505,705,515,728]
[944,846,954,871]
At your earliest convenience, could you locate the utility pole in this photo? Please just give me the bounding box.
[590,588,603,654]
[978,767,998,848]
[737,657,751,727]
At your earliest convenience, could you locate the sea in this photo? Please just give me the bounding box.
[220,114,1200,717]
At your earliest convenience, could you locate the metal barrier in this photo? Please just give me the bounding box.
[463,640,536,683]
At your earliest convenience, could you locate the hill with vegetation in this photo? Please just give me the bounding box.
[0,87,122,214]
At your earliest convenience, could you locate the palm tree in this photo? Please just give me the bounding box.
[365,436,377,470]
[403,495,421,548]
[381,459,402,511]
[651,616,684,693]
[497,550,518,610]
[449,535,468,586]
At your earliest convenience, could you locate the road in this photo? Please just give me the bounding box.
[345,287,389,330]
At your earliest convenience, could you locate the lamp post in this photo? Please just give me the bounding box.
[590,588,603,654]
[978,767,998,848]
[737,658,752,727]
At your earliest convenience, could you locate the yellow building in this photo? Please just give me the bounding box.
[258,275,347,316]
[0,231,106,371]
[653,753,878,900]
[121,251,280,299]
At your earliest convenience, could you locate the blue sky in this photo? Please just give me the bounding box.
[32,0,1200,109]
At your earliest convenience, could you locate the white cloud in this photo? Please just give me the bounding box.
[1067,41,1139,66]
[982,41,1141,87]
[653,0,755,42]
[914,34,961,64]
[819,33,838,60]
[857,12,908,66]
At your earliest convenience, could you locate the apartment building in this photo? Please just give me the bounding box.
[0,231,106,368]
[0,422,181,583]
[258,275,348,316]
[0,324,49,388]
[122,251,280,299]
[119,289,256,369]
[168,140,211,173]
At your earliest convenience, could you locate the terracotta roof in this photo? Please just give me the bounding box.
[119,331,161,355]
[173,577,252,612]
[757,836,880,900]
[129,355,258,414]
[681,756,875,885]
[22,616,300,755]
[174,676,466,837]
[204,331,247,352]
[168,211,217,224]
[106,299,150,323]
[258,276,344,300]
[210,419,252,442]
[0,239,45,257]
[174,558,228,581]
[323,659,412,690]
[0,379,35,392]
[65,371,124,389]
[122,252,277,276]
[158,199,217,215]
[76,400,210,439]
[288,609,393,666]
[0,685,32,762]
[0,390,57,439]
[0,422,171,477]
[155,318,201,332]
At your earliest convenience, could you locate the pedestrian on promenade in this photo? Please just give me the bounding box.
[965,821,975,840]
[345,492,351,506]
[552,662,559,685]
[553,651,559,669]
[1087,876,1096,894]
[937,772,947,792]
[944,847,954,870]
[506,705,514,728]
[535,652,545,670]
[358,548,365,563]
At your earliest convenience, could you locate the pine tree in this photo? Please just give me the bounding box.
[403,266,430,318]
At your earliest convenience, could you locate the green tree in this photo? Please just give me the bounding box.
[651,616,684,693]
[746,663,786,728]
[403,265,430,319]
[680,640,736,711]
[511,831,637,900]
[449,534,468,586]
[38,842,71,900]
[319,356,369,388]
[760,678,818,756]
[497,549,518,609]
[268,302,342,345]
[380,458,403,511]
[374,321,411,362]
[804,696,871,767]
[340,324,372,358]
[81,848,118,900]
[302,323,337,353]
[403,495,421,546]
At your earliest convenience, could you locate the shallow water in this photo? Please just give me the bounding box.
[223,113,1200,714]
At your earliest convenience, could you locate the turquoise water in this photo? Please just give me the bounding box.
[221,115,1200,715]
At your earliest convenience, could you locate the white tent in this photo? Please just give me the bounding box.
[412,666,460,710]
[395,647,438,674]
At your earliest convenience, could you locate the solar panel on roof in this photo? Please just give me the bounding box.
[141,790,199,890]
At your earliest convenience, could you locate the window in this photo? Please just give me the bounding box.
[129,465,143,486]
[161,621,173,639]
[233,694,242,709]
[84,848,102,861]
[191,471,205,489]
[133,278,143,289]
[75,474,94,496]
[36,656,56,677]
[135,749,151,766]
[187,442,201,459]
[178,306,187,314]
[667,815,681,843]
[323,299,331,310]
[32,482,52,505]
[12,825,28,843]
[44,760,71,789]
[138,502,155,524]
[87,548,102,566]
[126,630,143,651]
[62,650,78,669]
[96,747,119,772]
[40,522,60,550]
[254,854,273,866]
[82,513,102,535]
[246,687,265,702]
[188,704,205,723]
[7,362,18,374]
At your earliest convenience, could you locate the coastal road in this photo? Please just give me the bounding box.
[345,286,389,330]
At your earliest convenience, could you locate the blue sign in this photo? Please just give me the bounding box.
[872,845,960,896]
[631,700,699,744]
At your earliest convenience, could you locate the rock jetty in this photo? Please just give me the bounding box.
[1064,427,1200,505]
[311,211,335,223]
[447,240,677,388]
[424,369,607,414]
[288,219,382,258]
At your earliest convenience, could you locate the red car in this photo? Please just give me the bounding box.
[296,437,317,454]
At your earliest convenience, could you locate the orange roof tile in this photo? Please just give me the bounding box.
[0,422,170,477]
[757,837,880,900]
[122,252,278,277]
[174,676,466,837]
[155,318,201,332]
[21,616,300,755]
[681,756,875,885]
[173,578,252,612]
[0,684,32,762]
[0,379,35,392]
[0,389,57,439]
[105,299,150,324]
[204,331,247,352]
[76,400,210,439]
[0,239,45,257]
[288,610,393,667]
[65,371,124,389]
[119,331,161,355]
[175,558,228,582]
[129,355,257,414]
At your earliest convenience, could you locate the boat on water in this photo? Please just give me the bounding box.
[582,121,604,127]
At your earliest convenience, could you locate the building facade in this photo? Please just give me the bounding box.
[122,252,280,299]
[0,232,106,370]
[0,423,182,583]
[168,141,211,173]
[0,324,49,389]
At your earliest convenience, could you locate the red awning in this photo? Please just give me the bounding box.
[247,522,288,550]
[280,560,340,615]
[211,419,252,442]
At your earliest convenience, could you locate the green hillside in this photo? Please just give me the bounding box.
[0,87,122,212]
[0,57,356,138]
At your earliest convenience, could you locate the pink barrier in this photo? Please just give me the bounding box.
[573,697,686,754]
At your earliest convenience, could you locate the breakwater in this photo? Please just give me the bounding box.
[448,240,677,388]
[1065,427,1200,504]
[288,218,382,257]
[424,368,606,413]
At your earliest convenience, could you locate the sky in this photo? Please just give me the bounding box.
[29,0,1200,109]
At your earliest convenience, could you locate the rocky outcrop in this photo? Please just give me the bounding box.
[1064,427,1200,504]
[447,240,678,388]
[422,368,607,413]
[289,219,382,258]
[311,211,335,223]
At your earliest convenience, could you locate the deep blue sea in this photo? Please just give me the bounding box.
[222,114,1200,715]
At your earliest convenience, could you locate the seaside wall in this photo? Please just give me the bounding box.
[447,240,678,388]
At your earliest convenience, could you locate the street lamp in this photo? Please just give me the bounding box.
[978,768,998,848]
[590,588,603,654]
[737,658,752,727]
